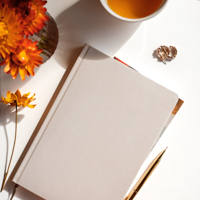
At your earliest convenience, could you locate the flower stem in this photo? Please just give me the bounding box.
[1,103,18,192]
[9,184,19,200]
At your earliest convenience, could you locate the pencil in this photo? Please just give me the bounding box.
[125,148,167,200]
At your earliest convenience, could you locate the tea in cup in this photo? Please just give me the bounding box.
[100,0,168,22]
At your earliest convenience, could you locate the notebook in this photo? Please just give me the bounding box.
[13,45,182,200]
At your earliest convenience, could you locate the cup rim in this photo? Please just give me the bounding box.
[100,0,168,22]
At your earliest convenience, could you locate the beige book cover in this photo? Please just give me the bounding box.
[13,45,179,200]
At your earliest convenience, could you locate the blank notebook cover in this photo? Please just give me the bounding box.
[13,45,179,200]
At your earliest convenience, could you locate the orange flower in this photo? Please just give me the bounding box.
[0,4,24,58]
[16,0,49,35]
[0,37,43,81]
[1,0,11,6]
[0,89,36,108]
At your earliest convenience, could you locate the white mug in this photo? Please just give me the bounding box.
[100,0,168,22]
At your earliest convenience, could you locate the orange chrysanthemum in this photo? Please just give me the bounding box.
[0,4,24,59]
[0,37,43,81]
[1,0,10,6]
[15,0,49,35]
[0,89,36,108]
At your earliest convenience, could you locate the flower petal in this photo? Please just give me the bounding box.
[27,104,36,108]
[19,96,27,102]
[15,89,21,99]
[12,68,19,79]
[11,93,18,101]
[23,92,30,97]
[4,62,11,73]
[19,66,26,81]
[22,99,30,107]
[7,91,11,98]
[10,63,18,77]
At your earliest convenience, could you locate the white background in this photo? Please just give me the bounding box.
[0,0,200,199]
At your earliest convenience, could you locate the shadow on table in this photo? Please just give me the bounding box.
[0,104,25,176]
[0,64,42,99]
[0,1,142,198]
[0,104,26,200]
[54,0,141,69]
[2,58,75,200]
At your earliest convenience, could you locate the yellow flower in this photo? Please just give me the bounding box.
[0,37,43,81]
[0,4,24,59]
[0,89,36,108]
[0,87,36,191]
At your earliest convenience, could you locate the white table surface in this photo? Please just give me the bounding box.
[0,0,199,199]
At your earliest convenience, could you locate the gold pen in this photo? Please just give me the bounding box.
[125,147,167,200]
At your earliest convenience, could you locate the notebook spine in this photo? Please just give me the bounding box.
[13,44,90,183]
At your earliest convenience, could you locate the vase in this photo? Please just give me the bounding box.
[29,12,59,63]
